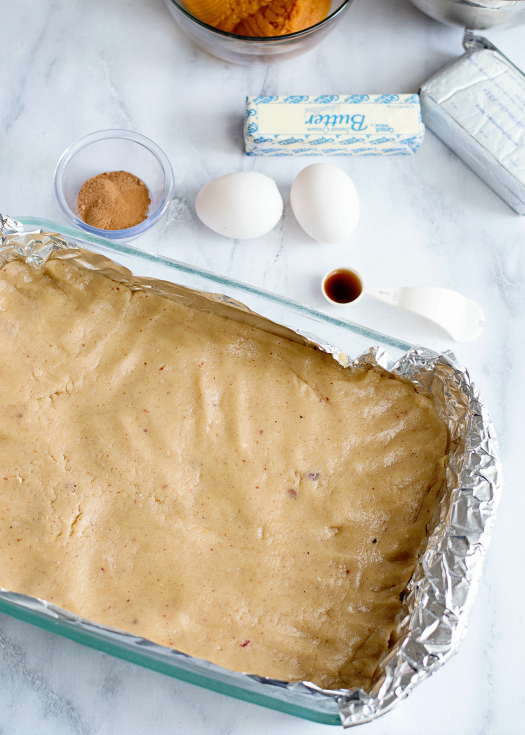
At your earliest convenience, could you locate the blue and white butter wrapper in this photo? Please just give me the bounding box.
[244,95,425,156]
[420,33,525,215]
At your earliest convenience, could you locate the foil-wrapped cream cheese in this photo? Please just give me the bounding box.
[420,32,525,215]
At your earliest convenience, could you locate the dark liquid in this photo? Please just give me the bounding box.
[324,269,363,304]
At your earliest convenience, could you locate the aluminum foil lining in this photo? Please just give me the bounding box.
[419,32,525,215]
[0,217,503,727]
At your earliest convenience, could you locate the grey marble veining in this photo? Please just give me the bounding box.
[1,0,525,732]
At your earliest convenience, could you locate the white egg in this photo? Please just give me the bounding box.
[290,163,360,244]
[195,171,283,240]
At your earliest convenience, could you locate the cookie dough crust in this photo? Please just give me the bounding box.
[0,259,448,689]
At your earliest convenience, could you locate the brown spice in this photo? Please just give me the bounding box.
[77,170,151,230]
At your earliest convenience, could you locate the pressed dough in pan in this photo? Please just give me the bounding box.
[0,259,448,689]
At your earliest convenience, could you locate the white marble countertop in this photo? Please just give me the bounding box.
[1,0,525,732]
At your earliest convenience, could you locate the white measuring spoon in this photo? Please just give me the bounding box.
[321,268,485,342]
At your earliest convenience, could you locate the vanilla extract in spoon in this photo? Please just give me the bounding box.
[321,267,485,342]
[322,268,363,304]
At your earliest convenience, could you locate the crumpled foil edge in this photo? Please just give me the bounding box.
[0,218,503,727]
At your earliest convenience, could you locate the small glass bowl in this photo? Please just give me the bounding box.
[54,130,175,242]
[164,0,355,65]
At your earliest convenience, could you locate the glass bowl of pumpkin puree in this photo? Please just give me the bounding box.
[164,0,355,65]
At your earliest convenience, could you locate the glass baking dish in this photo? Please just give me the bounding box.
[1,216,415,726]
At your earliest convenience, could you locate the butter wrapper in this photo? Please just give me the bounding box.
[244,95,425,156]
[420,33,525,215]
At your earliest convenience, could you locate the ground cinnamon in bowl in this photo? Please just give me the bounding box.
[77,170,151,230]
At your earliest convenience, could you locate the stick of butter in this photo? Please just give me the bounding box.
[244,95,424,156]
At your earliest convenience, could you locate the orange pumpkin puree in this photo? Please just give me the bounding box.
[184,0,331,36]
